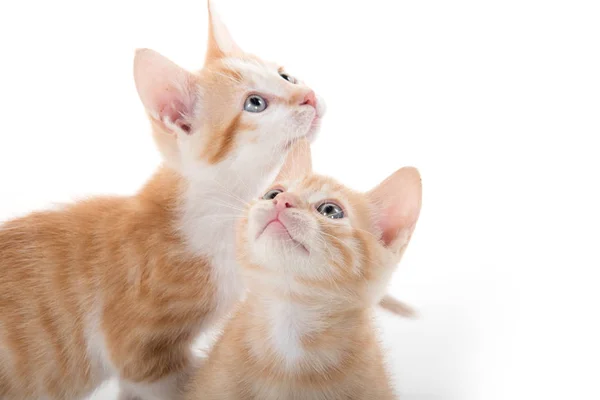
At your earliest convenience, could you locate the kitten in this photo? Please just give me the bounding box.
[186,140,422,400]
[0,2,325,399]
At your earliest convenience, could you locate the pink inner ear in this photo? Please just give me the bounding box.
[134,49,195,134]
[159,99,191,133]
[368,167,422,247]
[378,202,419,246]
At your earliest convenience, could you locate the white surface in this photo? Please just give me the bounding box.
[1,0,599,399]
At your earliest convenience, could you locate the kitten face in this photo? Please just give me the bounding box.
[246,175,370,281]
[134,1,325,184]
[238,164,421,309]
[184,57,325,171]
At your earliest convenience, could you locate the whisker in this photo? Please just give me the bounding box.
[203,198,247,214]
[205,179,252,208]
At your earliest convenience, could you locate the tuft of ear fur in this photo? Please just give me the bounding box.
[205,0,242,64]
[133,48,196,135]
[368,167,422,249]
[274,139,313,182]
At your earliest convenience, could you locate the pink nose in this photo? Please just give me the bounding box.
[273,192,297,211]
[300,90,317,108]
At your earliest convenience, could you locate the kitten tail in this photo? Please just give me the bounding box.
[379,294,418,319]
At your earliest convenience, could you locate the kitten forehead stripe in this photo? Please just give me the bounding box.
[204,113,242,164]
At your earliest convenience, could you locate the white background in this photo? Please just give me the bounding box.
[1,0,599,399]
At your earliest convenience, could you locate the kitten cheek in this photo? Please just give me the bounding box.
[247,219,264,242]
[290,219,320,253]
[287,113,312,137]
[246,210,265,239]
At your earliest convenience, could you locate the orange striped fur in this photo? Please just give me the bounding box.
[0,2,325,399]
[186,141,422,400]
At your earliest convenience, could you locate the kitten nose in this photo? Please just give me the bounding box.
[273,193,297,211]
[300,91,317,108]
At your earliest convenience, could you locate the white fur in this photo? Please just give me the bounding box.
[265,300,307,365]
[84,302,116,384]
[118,374,180,400]
[247,294,347,371]
[307,190,328,205]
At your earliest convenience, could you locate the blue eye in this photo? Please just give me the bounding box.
[316,202,344,219]
[262,189,283,200]
[279,72,297,84]
[244,95,267,113]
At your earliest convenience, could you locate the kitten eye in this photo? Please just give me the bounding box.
[262,189,283,200]
[279,72,297,84]
[244,95,268,113]
[316,202,344,219]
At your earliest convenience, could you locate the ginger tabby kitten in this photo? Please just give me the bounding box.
[0,2,325,399]
[186,141,422,400]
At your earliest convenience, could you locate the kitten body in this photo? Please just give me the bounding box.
[186,141,422,400]
[0,3,325,399]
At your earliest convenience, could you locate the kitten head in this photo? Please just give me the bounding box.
[238,141,422,307]
[133,1,325,184]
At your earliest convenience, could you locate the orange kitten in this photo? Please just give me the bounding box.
[186,141,422,400]
[0,2,325,399]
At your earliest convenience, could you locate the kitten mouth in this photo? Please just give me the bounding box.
[258,219,309,254]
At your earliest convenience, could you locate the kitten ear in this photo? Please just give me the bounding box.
[134,49,196,135]
[205,0,242,63]
[274,139,313,182]
[367,167,422,249]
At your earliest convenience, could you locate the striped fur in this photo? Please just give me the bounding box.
[0,2,325,399]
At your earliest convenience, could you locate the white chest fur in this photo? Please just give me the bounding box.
[207,238,243,318]
[255,297,344,369]
[178,178,250,321]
